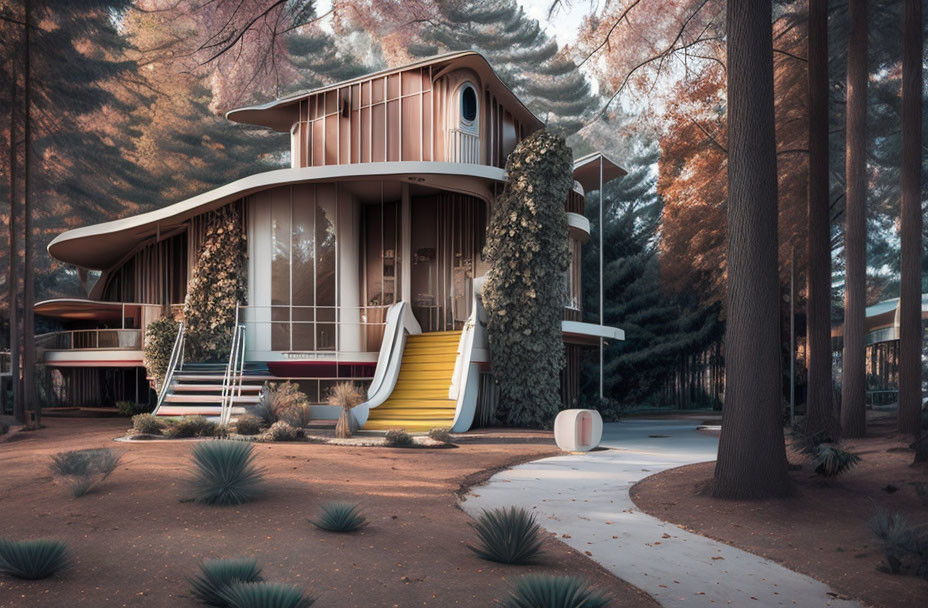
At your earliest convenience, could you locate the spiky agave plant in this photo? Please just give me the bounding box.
[812,444,861,477]
[188,557,263,606]
[0,539,69,580]
[219,581,314,608]
[505,575,609,608]
[308,503,367,533]
[468,506,544,564]
[189,440,265,506]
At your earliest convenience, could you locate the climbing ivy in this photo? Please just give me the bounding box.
[143,316,179,391]
[482,130,574,428]
[183,204,247,361]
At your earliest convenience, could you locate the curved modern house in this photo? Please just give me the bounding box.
[39,51,625,431]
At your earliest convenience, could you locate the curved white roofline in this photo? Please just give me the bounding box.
[49,162,507,270]
[225,51,544,133]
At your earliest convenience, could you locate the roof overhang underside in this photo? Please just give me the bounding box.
[572,152,627,192]
[48,163,507,271]
[226,51,544,134]
[831,296,928,339]
[34,299,143,321]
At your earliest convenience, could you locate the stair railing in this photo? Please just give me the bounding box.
[353,301,421,429]
[219,304,247,427]
[153,321,185,416]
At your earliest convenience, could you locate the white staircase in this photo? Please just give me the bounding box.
[155,362,272,420]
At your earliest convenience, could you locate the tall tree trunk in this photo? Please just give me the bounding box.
[806,0,835,436]
[713,0,791,499]
[899,0,923,436]
[22,0,37,425]
[8,61,21,424]
[841,0,868,438]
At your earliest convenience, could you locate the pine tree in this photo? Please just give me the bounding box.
[581,146,722,411]
[399,0,599,135]
[1,0,154,301]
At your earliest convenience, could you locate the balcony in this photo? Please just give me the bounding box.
[37,329,143,351]
[35,328,145,367]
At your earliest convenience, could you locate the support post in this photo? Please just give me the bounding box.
[599,156,604,400]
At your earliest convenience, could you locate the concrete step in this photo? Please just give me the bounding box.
[156,405,247,417]
[172,384,262,392]
[174,374,275,382]
[165,394,260,404]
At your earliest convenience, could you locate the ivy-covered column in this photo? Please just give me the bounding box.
[482,130,574,428]
[184,203,247,362]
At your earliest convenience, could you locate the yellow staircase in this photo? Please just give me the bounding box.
[364,330,460,432]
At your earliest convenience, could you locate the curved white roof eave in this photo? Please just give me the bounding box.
[225,50,544,133]
[48,162,507,270]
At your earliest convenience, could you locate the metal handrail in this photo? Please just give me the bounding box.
[153,321,185,415]
[219,304,247,426]
[229,326,247,424]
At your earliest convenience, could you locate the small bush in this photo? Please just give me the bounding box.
[468,506,544,564]
[870,509,927,576]
[329,382,363,439]
[0,539,69,580]
[189,440,265,506]
[264,421,300,442]
[164,416,219,439]
[132,413,165,435]
[234,416,262,436]
[255,382,311,428]
[384,428,414,447]
[428,428,454,444]
[309,503,368,533]
[116,401,137,417]
[790,420,840,456]
[188,557,263,606]
[219,581,314,608]
[812,444,861,477]
[144,317,181,391]
[505,575,609,608]
[0,419,9,435]
[49,448,123,497]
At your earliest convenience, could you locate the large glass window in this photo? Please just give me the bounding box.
[270,185,338,351]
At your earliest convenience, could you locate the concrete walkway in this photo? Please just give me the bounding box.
[460,419,862,607]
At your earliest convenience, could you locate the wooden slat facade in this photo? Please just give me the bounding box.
[290,66,529,169]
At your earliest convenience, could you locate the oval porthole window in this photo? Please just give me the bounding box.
[461,86,477,123]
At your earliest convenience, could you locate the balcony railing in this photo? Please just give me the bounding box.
[239,305,390,356]
[35,329,143,351]
[447,128,480,164]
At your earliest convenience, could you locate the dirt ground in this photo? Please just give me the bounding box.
[0,418,657,608]
[631,415,928,608]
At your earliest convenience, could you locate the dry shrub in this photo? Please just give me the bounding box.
[384,428,414,447]
[255,382,311,428]
[329,382,363,439]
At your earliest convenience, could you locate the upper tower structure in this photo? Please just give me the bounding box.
[226,51,543,169]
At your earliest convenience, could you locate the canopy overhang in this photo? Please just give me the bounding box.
[47,162,507,271]
[572,152,627,192]
[34,299,148,322]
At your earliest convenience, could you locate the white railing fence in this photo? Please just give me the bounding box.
[238,305,390,358]
[446,128,480,164]
[35,328,143,351]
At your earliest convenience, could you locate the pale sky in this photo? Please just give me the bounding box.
[520,0,595,48]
